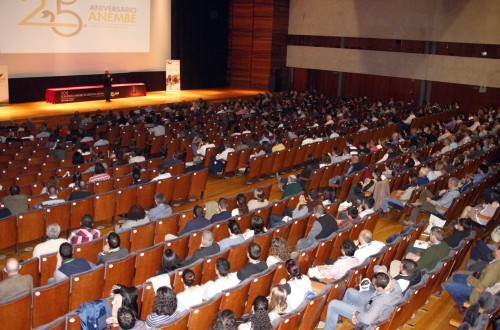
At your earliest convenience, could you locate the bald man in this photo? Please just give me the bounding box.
[0,258,33,301]
[353,230,386,263]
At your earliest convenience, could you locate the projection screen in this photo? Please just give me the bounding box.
[0,0,170,78]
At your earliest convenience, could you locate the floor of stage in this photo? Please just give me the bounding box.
[0,88,266,122]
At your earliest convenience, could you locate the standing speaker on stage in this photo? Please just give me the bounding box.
[103,69,113,102]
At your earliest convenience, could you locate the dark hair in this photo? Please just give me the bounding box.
[212,310,237,330]
[457,218,472,231]
[478,164,488,174]
[250,216,265,235]
[285,259,302,280]
[161,249,181,273]
[364,197,375,209]
[152,286,177,316]
[182,269,196,287]
[9,185,20,196]
[117,307,137,330]
[104,231,120,249]
[253,295,269,311]
[373,272,390,289]
[132,171,141,181]
[127,204,146,221]
[401,259,418,276]
[308,189,319,200]
[81,214,94,228]
[59,242,73,259]
[72,152,85,165]
[347,206,359,219]
[94,162,105,174]
[113,285,139,315]
[248,243,262,260]
[236,194,249,215]
[154,192,165,204]
[194,205,204,218]
[228,220,241,235]
[341,239,357,257]
[216,258,231,277]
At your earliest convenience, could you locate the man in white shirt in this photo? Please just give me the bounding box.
[149,122,166,137]
[150,167,172,182]
[216,143,235,162]
[33,224,67,269]
[358,198,375,219]
[202,257,239,300]
[353,230,386,263]
[197,139,216,157]
[40,186,66,207]
[128,149,146,164]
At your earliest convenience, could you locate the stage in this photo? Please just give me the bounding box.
[0,88,266,123]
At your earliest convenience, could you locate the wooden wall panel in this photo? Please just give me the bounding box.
[342,73,421,102]
[228,0,289,89]
[292,68,308,92]
[430,82,500,111]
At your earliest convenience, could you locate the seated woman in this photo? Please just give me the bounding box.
[279,259,312,311]
[231,193,250,217]
[247,188,269,212]
[176,269,203,311]
[115,205,150,234]
[238,296,273,330]
[146,286,177,328]
[156,249,181,276]
[267,286,288,324]
[106,284,140,328]
[266,238,292,267]
[243,216,268,239]
[219,220,246,251]
[460,190,499,226]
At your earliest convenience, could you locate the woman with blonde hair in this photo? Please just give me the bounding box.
[268,286,288,324]
[204,201,219,220]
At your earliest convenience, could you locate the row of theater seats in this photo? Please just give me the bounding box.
[1,195,480,330]
[0,168,209,253]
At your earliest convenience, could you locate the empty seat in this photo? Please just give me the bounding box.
[32,279,70,328]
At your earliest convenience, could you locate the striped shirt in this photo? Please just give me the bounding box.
[68,228,100,245]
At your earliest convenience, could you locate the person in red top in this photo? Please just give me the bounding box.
[68,214,100,245]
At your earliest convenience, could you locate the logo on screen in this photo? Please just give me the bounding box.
[19,0,83,37]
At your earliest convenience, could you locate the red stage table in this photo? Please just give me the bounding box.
[45,83,146,104]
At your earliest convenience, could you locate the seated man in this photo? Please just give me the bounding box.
[150,166,172,182]
[202,258,240,300]
[392,226,450,273]
[308,239,359,281]
[68,214,101,245]
[0,258,33,301]
[379,176,419,216]
[358,197,375,219]
[403,177,460,225]
[181,231,220,267]
[67,180,92,201]
[147,193,172,221]
[444,245,500,312]
[392,259,422,294]
[178,205,211,236]
[277,174,302,199]
[324,272,403,329]
[53,242,94,282]
[296,204,338,250]
[97,232,129,265]
[1,185,28,215]
[40,186,66,207]
[33,224,67,265]
[353,230,386,264]
[236,243,268,281]
[210,198,232,223]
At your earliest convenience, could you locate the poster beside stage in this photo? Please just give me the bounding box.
[166,60,181,91]
[0,65,9,105]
